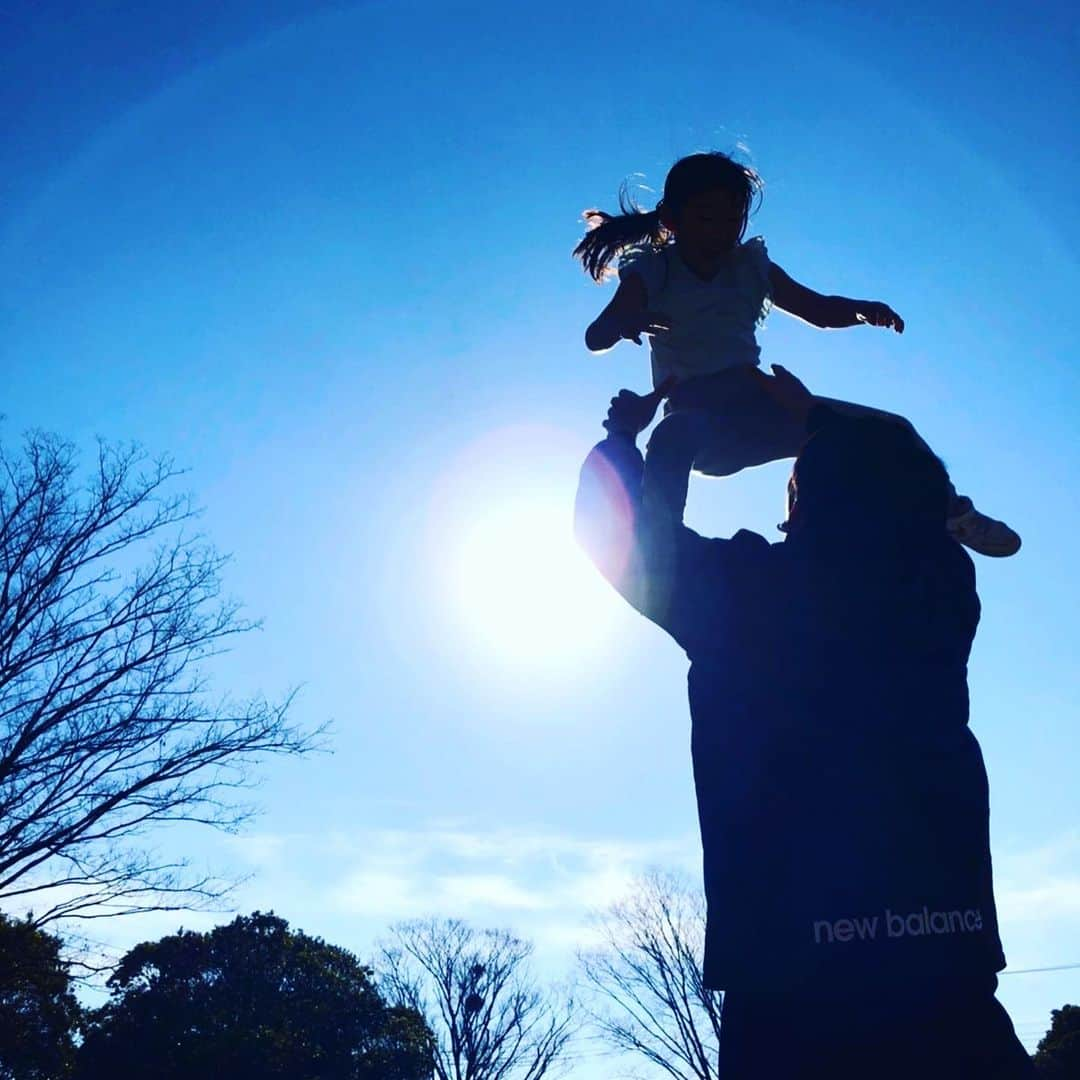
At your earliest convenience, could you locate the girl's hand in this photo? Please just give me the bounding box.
[585,273,672,352]
[856,302,905,333]
[603,376,678,436]
[618,309,673,346]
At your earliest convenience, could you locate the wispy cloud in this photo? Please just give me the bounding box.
[66,822,1080,1005]
[218,822,700,960]
[225,823,1080,951]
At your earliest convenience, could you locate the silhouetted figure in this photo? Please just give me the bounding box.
[574,369,1033,1078]
[574,150,1020,556]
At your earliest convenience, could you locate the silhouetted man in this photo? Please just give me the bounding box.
[574,368,1033,1078]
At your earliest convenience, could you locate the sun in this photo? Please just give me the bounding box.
[448,492,621,673]
[427,422,626,681]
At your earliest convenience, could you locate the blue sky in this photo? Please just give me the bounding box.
[2,0,1077,1063]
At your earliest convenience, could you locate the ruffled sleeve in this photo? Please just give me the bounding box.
[618,246,667,305]
[740,236,773,327]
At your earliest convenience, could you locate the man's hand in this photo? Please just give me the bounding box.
[603,376,678,437]
[756,364,813,423]
[856,301,904,333]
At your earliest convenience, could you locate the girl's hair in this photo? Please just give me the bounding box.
[573,151,764,282]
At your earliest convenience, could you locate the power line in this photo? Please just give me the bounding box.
[1001,962,1080,975]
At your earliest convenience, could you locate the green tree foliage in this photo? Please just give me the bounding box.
[1034,1004,1080,1078]
[77,911,433,1080]
[0,912,82,1080]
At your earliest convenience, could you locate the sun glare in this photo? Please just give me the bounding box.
[427,423,626,681]
[448,493,620,672]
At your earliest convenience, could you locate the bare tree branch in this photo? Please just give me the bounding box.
[0,431,319,926]
[377,918,577,1080]
[577,869,722,1080]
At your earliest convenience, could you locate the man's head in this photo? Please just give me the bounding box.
[784,408,951,543]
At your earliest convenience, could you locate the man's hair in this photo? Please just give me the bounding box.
[792,407,951,537]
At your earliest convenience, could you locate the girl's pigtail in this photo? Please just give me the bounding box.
[572,184,667,283]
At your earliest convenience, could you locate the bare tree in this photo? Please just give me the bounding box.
[577,870,722,1080]
[378,918,576,1080]
[0,432,315,927]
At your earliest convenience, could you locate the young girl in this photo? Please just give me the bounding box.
[573,152,1020,557]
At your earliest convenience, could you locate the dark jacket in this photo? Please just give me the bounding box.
[574,434,1006,992]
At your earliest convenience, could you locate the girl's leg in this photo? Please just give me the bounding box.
[670,368,1020,555]
[645,369,807,521]
[641,409,718,520]
[677,371,945,481]
[673,370,951,484]
[666,367,806,479]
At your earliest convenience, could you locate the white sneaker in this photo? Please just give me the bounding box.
[947,503,1022,558]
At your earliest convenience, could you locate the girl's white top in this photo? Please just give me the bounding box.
[618,236,773,390]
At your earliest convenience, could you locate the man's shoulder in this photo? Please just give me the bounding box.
[694,528,778,572]
[707,528,774,555]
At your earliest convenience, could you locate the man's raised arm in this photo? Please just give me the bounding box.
[573,387,717,646]
[575,383,785,649]
[574,432,654,616]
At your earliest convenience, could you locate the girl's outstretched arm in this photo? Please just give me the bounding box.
[585,272,672,352]
[769,262,904,333]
